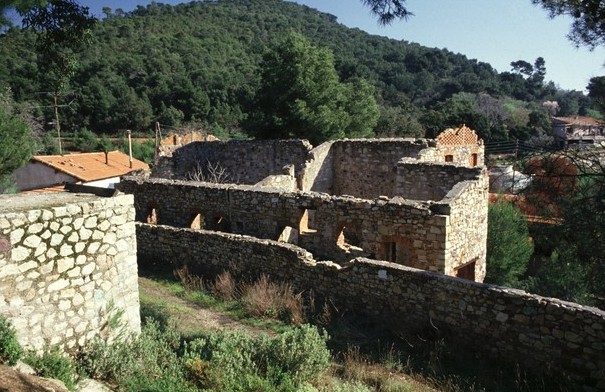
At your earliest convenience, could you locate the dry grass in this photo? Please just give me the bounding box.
[174,267,205,292]
[241,275,304,325]
[209,270,238,301]
[339,346,435,392]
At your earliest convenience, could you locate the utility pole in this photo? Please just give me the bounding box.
[127,129,133,169]
[53,93,62,155]
[154,122,161,163]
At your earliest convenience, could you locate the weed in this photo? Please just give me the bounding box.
[174,266,205,292]
[0,315,23,365]
[241,274,304,324]
[209,270,238,300]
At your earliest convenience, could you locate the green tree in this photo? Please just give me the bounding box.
[361,0,412,24]
[255,32,377,144]
[485,201,534,287]
[0,90,35,191]
[587,76,605,115]
[532,0,605,49]
[19,0,95,152]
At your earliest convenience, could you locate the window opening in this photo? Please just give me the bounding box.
[146,208,157,225]
[445,154,454,162]
[299,209,317,233]
[471,153,478,167]
[190,213,203,230]
[456,261,476,281]
[277,226,299,244]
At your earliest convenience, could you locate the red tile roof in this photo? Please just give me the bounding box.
[552,116,602,126]
[32,150,149,182]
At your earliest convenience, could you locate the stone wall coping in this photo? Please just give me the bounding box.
[1,192,97,213]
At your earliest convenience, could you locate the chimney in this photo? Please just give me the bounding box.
[104,151,109,165]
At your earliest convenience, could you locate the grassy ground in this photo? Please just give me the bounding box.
[137,268,574,392]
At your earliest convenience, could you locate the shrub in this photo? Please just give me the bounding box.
[78,319,196,392]
[0,315,23,365]
[261,324,331,386]
[25,347,76,390]
[184,325,330,390]
[184,329,259,390]
[209,270,238,301]
[241,275,304,324]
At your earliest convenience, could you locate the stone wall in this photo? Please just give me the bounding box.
[300,141,334,193]
[395,161,485,201]
[330,139,432,199]
[153,139,312,184]
[118,175,484,275]
[137,223,605,390]
[0,193,140,353]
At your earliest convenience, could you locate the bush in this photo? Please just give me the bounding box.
[0,316,23,365]
[209,270,238,301]
[262,325,331,386]
[241,275,304,324]
[78,319,196,392]
[25,347,76,390]
[184,325,330,390]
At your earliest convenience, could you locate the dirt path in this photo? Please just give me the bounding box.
[138,277,268,337]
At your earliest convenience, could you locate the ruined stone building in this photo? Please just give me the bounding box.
[119,125,488,282]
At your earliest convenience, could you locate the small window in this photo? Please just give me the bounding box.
[471,153,478,167]
[445,154,454,162]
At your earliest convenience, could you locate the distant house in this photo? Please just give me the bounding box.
[14,150,149,192]
[551,116,604,148]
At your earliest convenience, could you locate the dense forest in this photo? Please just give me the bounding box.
[0,0,597,143]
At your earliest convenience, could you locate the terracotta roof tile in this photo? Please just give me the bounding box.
[552,116,602,126]
[32,151,149,182]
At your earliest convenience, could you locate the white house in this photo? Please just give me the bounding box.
[14,150,149,192]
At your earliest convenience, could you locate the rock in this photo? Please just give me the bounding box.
[0,364,69,392]
[75,379,115,392]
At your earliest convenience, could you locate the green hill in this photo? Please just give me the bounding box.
[0,0,592,142]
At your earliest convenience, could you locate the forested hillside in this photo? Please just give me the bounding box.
[0,0,595,142]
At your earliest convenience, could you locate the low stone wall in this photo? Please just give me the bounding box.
[137,223,605,390]
[0,193,140,353]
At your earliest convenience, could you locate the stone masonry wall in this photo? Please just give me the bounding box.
[0,193,140,353]
[153,139,312,184]
[300,141,334,193]
[137,224,605,390]
[330,139,432,199]
[435,179,489,281]
[118,175,484,275]
[395,161,485,201]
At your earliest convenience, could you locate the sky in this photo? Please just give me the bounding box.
[29,0,605,92]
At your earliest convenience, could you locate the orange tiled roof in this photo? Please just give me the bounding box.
[32,150,149,182]
[552,116,602,126]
